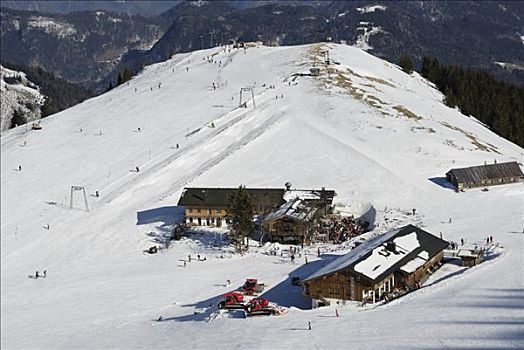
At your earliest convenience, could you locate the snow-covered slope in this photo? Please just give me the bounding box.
[0,65,44,131]
[1,43,523,349]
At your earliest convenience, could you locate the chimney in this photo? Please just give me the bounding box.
[386,241,396,252]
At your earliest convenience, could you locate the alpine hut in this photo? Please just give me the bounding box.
[302,225,448,307]
[446,161,524,192]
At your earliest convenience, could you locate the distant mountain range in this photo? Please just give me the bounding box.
[1,1,522,95]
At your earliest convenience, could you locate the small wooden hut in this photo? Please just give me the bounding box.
[446,161,524,192]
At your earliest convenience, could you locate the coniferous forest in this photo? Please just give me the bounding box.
[421,57,524,148]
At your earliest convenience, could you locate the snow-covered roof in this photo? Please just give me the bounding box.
[303,225,448,283]
[263,198,317,223]
[400,251,429,274]
[283,189,336,203]
[457,249,481,258]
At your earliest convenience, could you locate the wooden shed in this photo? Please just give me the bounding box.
[457,249,483,267]
[302,225,448,307]
[446,161,524,192]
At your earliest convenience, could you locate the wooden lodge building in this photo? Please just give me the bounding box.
[262,188,337,244]
[263,198,318,244]
[177,188,285,228]
[446,161,524,192]
[177,186,336,232]
[302,225,448,307]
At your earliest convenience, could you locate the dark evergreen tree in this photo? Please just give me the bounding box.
[399,53,414,74]
[227,186,254,251]
[122,68,134,83]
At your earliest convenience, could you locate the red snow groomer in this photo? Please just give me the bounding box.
[244,298,273,316]
[241,278,265,295]
[243,298,288,317]
[218,292,246,309]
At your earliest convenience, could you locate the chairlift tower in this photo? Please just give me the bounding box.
[239,87,256,108]
[70,185,89,212]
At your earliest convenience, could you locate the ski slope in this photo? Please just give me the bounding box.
[1,43,523,349]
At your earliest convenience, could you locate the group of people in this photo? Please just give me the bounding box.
[316,216,368,244]
[34,270,47,279]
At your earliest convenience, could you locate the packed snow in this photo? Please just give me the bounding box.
[1,43,523,349]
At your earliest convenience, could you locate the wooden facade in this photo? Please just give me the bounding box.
[457,249,483,267]
[184,206,229,228]
[302,225,448,306]
[304,251,443,305]
[178,187,286,228]
[265,217,309,244]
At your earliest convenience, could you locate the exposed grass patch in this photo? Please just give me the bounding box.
[440,122,501,154]
[393,106,423,121]
[411,126,436,133]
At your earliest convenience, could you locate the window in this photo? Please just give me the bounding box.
[197,208,201,213]
[189,217,193,223]
[208,208,212,215]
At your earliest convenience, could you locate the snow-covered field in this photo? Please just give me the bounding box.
[1,43,523,349]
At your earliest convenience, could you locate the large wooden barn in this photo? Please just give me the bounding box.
[446,161,524,192]
[177,187,285,228]
[302,225,448,307]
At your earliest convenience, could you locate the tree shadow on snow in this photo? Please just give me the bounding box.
[428,177,456,190]
[136,206,184,245]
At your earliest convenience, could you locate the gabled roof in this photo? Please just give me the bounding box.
[263,198,317,223]
[177,187,285,207]
[303,225,448,284]
[446,162,524,184]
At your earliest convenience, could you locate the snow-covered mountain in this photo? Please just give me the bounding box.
[1,43,523,349]
[0,65,44,131]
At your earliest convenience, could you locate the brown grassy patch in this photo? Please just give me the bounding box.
[411,126,436,133]
[393,106,423,121]
[440,122,501,154]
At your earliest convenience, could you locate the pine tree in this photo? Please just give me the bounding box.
[122,68,133,83]
[227,186,254,252]
[399,53,414,74]
[107,81,113,92]
[117,73,123,86]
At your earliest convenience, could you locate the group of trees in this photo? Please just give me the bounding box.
[421,57,524,148]
[107,68,135,91]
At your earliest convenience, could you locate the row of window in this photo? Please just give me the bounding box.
[187,217,231,225]
[187,208,225,214]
